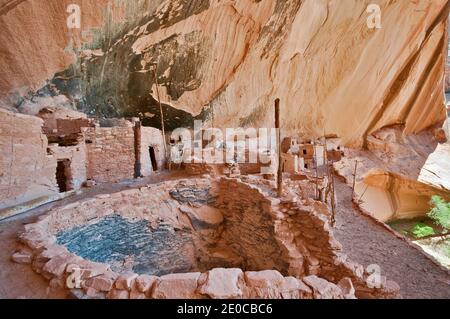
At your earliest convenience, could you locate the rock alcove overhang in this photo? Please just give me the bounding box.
[2,0,448,146]
[43,25,213,131]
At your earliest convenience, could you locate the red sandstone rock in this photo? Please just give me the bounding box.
[377,280,401,299]
[134,275,158,293]
[179,205,194,215]
[107,289,130,300]
[103,270,120,281]
[42,254,77,279]
[338,278,356,299]
[244,270,288,299]
[129,290,146,299]
[84,276,114,292]
[39,244,70,260]
[49,277,65,289]
[179,205,224,229]
[84,287,104,299]
[19,230,55,250]
[244,270,285,288]
[198,268,243,299]
[434,128,447,143]
[11,251,32,264]
[0,110,59,210]
[303,275,347,299]
[152,273,203,299]
[115,273,138,291]
[77,262,110,280]
[280,277,313,299]
[307,256,320,267]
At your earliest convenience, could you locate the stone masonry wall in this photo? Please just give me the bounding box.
[214,180,291,273]
[217,177,401,299]
[47,142,87,191]
[83,126,135,183]
[275,197,400,299]
[0,109,58,210]
[140,127,165,177]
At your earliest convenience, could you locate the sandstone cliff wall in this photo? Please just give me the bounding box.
[0,109,58,210]
[0,0,448,146]
[355,169,450,222]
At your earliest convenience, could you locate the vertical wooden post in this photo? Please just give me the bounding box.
[323,135,330,204]
[323,133,336,227]
[151,63,168,167]
[323,133,328,169]
[275,99,283,197]
[330,163,337,227]
[352,160,359,197]
[134,120,142,178]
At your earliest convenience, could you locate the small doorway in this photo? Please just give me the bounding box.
[149,147,158,172]
[56,160,71,193]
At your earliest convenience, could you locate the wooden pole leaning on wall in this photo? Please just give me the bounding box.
[134,119,142,178]
[151,63,169,169]
[324,135,336,227]
[330,163,337,227]
[352,160,358,198]
[275,98,283,197]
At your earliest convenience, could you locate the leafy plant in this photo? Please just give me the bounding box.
[428,196,450,231]
[411,223,435,239]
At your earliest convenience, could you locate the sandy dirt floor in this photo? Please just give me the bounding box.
[333,176,450,299]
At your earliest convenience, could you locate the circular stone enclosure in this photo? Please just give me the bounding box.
[16,177,396,299]
[44,178,291,276]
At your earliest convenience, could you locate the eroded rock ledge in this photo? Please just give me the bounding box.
[14,177,400,299]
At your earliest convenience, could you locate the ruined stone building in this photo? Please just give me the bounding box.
[0,107,165,213]
[0,0,449,301]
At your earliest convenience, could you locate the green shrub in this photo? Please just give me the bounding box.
[411,223,435,239]
[428,196,450,231]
